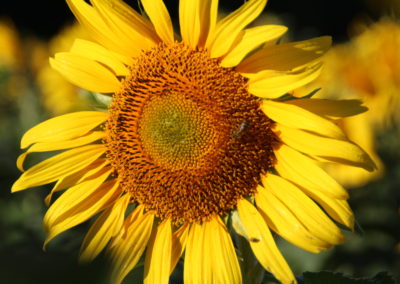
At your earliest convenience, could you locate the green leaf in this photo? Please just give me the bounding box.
[302,271,396,284]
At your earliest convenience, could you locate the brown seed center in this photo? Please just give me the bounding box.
[105,42,276,223]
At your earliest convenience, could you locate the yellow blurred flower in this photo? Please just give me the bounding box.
[298,19,400,187]
[0,19,21,69]
[12,0,376,283]
[0,19,26,99]
[35,22,90,115]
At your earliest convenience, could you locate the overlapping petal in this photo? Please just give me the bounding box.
[79,193,129,262]
[43,169,119,246]
[170,224,190,274]
[238,36,331,74]
[44,159,109,206]
[91,0,159,43]
[274,144,348,199]
[206,0,268,58]
[275,124,376,171]
[261,174,345,245]
[17,131,104,171]
[50,52,120,93]
[20,111,107,149]
[12,145,106,192]
[67,0,140,56]
[109,206,154,284]
[255,186,333,253]
[284,99,368,120]
[262,99,345,139]
[144,220,172,284]
[179,0,218,48]
[208,217,242,284]
[141,0,174,43]
[91,0,159,51]
[237,199,296,284]
[221,25,288,68]
[247,62,323,98]
[184,218,241,283]
[70,39,130,75]
[184,223,211,283]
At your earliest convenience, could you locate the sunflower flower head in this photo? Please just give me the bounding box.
[12,0,376,283]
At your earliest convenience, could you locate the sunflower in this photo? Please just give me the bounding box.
[0,19,21,70]
[35,22,90,115]
[0,19,24,99]
[12,0,376,283]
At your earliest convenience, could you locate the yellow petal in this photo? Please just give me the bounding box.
[44,159,109,206]
[326,159,384,189]
[262,98,345,139]
[109,207,154,284]
[237,199,296,284]
[207,0,267,58]
[205,0,219,46]
[79,193,129,263]
[144,220,172,284]
[261,174,344,245]
[310,196,354,229]
[255,186,332,253]
[274,144,348,199]
[90,0,158,53]
[221,25,288,68]
[325,114,384,188]
[43,169,118,246]
[99,0,158,41]
[208,217,242,284]
[274,145,355,228]
[285,99,368,120]
[45,170,112,228]
[275,124,376,171]
[50,52,120,93]
[247,63,323,98]
[18,131,104,171]
[179,0,218,48]
[67,0,137,57]
[141,0,174,43]
[184,223,211,283]
[91,0,158,41]
[70,39,129,76]
[183,218,242,283]
[12,145,105,192]
[21,111,107,149]
[237,36,331,73]
[170,223,190,274]
[179,0,198,47]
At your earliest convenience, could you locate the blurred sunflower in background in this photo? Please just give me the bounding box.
[33,22,90,115]
[12,0,377,283]
[298,18,400,188]
[0,20,21,70]
[0,19,24,100]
